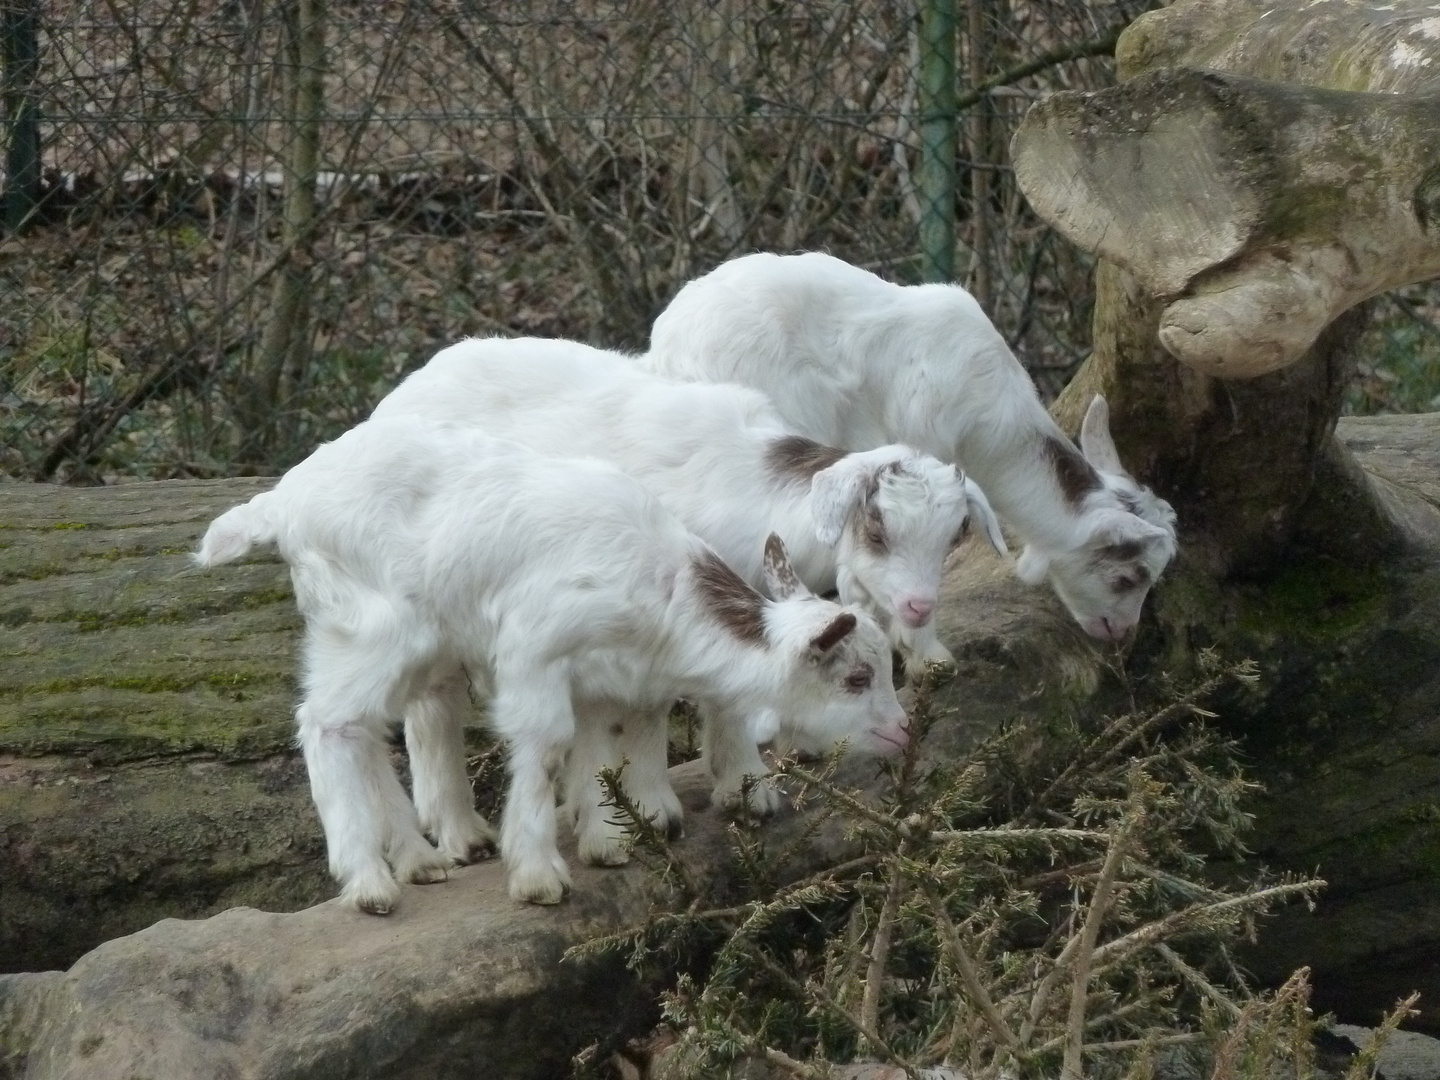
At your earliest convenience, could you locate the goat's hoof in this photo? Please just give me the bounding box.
[579,833,631,867]
[344,875,401,916]
[714,776,783,818]
[443,835,498,866]
[508,857,573,905]
[392,839,453,885]
[439,812,499,865]
[461,838,497,864]
[409,862,449,885]
[633,803,684,842]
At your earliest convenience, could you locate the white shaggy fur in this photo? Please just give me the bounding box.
[195,418,907,911]
[645,251,1178,640]
[370,336,1006,667]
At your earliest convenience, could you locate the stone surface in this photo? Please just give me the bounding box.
[1333,1024,1440,1080]
[0,765,724,1080]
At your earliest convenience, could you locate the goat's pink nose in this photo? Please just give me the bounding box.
[902,598,935,627]
[1097,616,1134,642]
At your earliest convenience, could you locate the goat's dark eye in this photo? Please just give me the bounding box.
[1114,576,1138,592]
[864,519,886,548]
[845,671,873,692]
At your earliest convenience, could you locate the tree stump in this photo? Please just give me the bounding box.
[1001,0,1440,1028]
[1013,0,1440,573]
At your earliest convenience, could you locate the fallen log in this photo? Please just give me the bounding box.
[3,406,1440,1076]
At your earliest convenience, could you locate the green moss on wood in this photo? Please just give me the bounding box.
[1234,557,1392,644]
[0,562,68,586]
[0,586,296,631]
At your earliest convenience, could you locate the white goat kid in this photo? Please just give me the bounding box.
[371,337,1000,833]
[371,336,1005,667]
[195,419,907,911]
[646,251,1178,640]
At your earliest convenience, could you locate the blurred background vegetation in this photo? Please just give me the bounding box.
[1,0,1436,485]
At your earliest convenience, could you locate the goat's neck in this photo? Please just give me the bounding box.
[957,394,1093,553]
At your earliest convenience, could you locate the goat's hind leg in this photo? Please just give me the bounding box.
[299,631,448,913]
[406,669,498,866]
[492,663,575,904]
[298,697,442,914]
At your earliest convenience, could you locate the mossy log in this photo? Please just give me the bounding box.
[5,409,1440,1042]
[0,478,332,973]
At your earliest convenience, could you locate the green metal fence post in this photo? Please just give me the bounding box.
[916,0,956,283]
[2,0,41,235]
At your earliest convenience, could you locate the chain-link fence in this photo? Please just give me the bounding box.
[3,0,1166,481]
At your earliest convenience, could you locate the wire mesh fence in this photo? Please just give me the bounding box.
[0,0,1256,482]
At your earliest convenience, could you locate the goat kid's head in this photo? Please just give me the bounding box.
[1016,396,1178,642]
[750,534,911,757]
[812,446,1006,634]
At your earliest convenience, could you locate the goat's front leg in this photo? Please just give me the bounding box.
[405,669,498,865]
[565,700,633,868]
[567,701,683,867]
[491,663,575,904]
[703,709,783,817]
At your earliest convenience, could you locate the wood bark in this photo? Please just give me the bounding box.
[1000,0,1440,1029]
[1015,68,1440,381]
[243,0,325,462]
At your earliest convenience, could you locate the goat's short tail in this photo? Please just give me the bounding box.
[194,492,279,567]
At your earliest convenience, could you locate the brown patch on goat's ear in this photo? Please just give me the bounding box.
[765,436,848,483]
[763,533,804,599]
[1042,435,1102,507]
[809,612,857,655]
[692,550,767,645]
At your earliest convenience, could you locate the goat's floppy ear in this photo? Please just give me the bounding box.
[810,456,870,547]
[763,533,811,600]
[809,611,857,656]
[960,473,1008,556]
[1079,395,1124,476]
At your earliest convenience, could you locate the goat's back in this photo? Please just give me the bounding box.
[646,251,1037,462]
[261,419,691,647]
[372,337,799,581]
